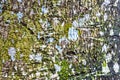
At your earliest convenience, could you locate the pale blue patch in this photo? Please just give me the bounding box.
[68,27,79,41]
[54,64,61,72]
[55,45,63,53]
[78,18,85,27]
[17,0,22,3]
[29,54,35,60]
[17,11,23,22]
[0,9,2,13]
[41,6,48,14]
[8,47,16,56]
[29,53,42,62]
[1,0,7,3]
[84,14,90,21]
[11,56,15,61]
[59,37,69,48]
[47,38,54,43]
[37,32,40,40]
[35,54,42,62]
[101,0,110,9]
[8,47,16,61]
[103,0,110,6]
[72,20,79,28]
[0,4,2,13]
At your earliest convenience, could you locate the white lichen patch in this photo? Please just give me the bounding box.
[68,27,79,41]
[102,44,109,53]
[113,62,119,73]
[105,53,112,63]
[103,13,108,21]
[35,54,42,62]
[54,64,61,72]
[102,64,110,74]
[110,29,114,36]
[8,47,16,61]
[99,31,104,36]
[82,59,87,65]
